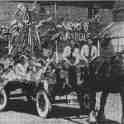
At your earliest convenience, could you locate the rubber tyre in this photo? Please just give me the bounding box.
[36,90,52,118]
[0,88,7,111]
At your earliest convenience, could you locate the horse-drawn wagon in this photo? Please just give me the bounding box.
[0,54,54,117]
[0,3,91,118]
[0,21,92,118]
[82,22,124,124]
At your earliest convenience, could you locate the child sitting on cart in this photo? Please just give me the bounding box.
[14,55,31,81]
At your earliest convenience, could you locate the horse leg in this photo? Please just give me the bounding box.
[97,91,108,122]
[88,90,97,123]
[76,87,84,114]
[120,88,124,124]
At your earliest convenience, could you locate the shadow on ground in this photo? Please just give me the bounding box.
[65,118,121,124]
[5,99,36,115]
[96,119,120,124]
[4,99,121,124]
[6,99,83,117]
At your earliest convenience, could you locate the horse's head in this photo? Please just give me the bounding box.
[100,33,111,48]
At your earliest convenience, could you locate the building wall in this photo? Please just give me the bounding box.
[113,1,124,21]
[0,2,113,25]
[0,2,16,24]
[56,5,88,22]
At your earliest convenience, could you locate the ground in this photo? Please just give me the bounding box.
[0,93,122,124]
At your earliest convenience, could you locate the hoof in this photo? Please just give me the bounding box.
[88,111,97,124]
[87,119,97,124]
[97,112,106,123]
[89,122,97,124]
[88,121,98,124]
[121,118,124,124]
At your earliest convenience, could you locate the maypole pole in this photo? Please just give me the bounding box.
[54,2,59,63]
[54,2,57,22]
[97,39,100,56]
[28,0,38,56]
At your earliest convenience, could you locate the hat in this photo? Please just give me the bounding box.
[17,3,26,13]
[20,54,28,61]
[103,33,111,40]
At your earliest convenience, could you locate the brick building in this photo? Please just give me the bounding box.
[0,0,115,25]
[0,0,123,57]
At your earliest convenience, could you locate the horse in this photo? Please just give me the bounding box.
[82,53,124,124]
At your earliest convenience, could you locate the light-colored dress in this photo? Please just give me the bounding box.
[62,46,71,61]
[72,48,81,65]
[80,44,98,63]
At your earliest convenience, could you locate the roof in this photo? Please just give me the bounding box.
[0,0,116,2]
[0,0,115,8]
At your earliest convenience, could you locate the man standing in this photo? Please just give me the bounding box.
[62,45,71,65]
[62,41,81,89]
[80,38,98,65]
[9,3,29,55]
[72,44,81,66]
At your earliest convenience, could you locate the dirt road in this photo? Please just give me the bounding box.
[0,93,122,124]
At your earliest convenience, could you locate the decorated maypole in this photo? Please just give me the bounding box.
[9,0,43,57]
[54,2,59,63]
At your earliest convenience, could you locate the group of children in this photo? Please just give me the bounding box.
[61,38,98,67]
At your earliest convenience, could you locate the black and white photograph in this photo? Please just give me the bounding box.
[0,0,123,124]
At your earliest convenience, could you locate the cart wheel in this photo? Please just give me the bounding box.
[36,90,52,118]
[0,88,7,111]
